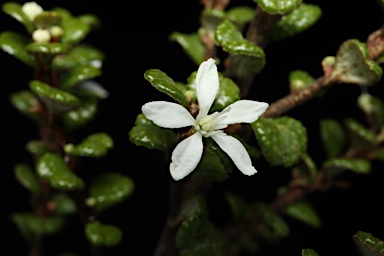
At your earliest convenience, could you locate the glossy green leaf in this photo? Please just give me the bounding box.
[61,64,101,89]
[320,119,347,157]
[2,2,34,33]
[211,77,240,112]
[329,39,382,86]
[353,231,384,256]
[11,213,64,238]
[129,113,177,152]
[358,92,384,129]
[253,201,290,237]
[14,163,40,195]
[254,0,302,14]
[176,197,226,255]
[53,44,105,69]
[29,80,80,114]
[10,90,40,122]
[302,248,320,256]
[144,69,189,107]
[88,172,134,212]
[170,32,205,65]
[0,31,34,66]
[270,4,322,41]
[252,116,307,167]
[289,69,315,92]
[323,158,371,174]
[62,100,98,131]
[61,18,90,45]
[36,152,84,190]
[195,146,229,182]
[65,133,113,158]
[26,42,69,55]
[224,191,248,221]
[51,193,77,215]
[285,200,321,229]
[34,11,61,28]
[26,140,50,156]
[344,118,379,149]
[226,6,255,26]
[85,222,122,247]
[201,8,226,38]
[215,20,266,77]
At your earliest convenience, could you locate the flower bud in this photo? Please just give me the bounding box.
[32,29,51,43]
[22,2,43,21]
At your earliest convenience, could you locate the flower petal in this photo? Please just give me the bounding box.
[217,100,269,126]
[196,58,219,117]
[170,132,203,180]
[211,133,257,176]
[142,101,196,128]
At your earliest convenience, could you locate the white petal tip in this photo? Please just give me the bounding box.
[241,167,257,176]
[170,164,187,181]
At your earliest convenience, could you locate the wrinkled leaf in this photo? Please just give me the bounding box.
[144,69,189,107]
[36,152,84,190]
[0,31,34,66]
[329,39,382,86]
[254,0,302,14]
[14,163,40,195]
[270,4,322,41]
[252,116,307,167]
[85,222,122,247]
[320,119,347,157]
[129,113,177,152]
[88,172,134,212]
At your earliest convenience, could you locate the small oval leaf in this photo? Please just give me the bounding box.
[64,132,113,158]
[2,2,34,33]
[14,163,40,195]
[320,119,347,157]
[85,222,122,247]
[62,100,98,131]
[61,18,90,45]
[353,231,384,256]
[323,158,371,174]
[0,31,34,66]
[285,200,321,229]
[10,90,40,122]
[302,248,320,256]
[254,0,302,14]
[170,32,206,65]
[61,64,102,89]
[289,69,315,92]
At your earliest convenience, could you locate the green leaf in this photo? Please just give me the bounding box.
[14,163,40,195]
[195,146,229,182]
[144,69,189,107]
[358,92,384,129]
[51,193,77,215]
[289,69,315,92]
[53,44,105,69]
[353,231,384,256]
[129,113,177,152]
[88,172,134,212]
[224,191,248,221]
[344,118,379,149]
[61,17,90,45]
[77,14,101,29]
[62,100,98,131]
[252,116,307,167]
[29,80,80,114]
[11,213,64,239]
[323,158,371,174]
[10,90,40,122]
[26,140,50,156]
[64,133,113,158]
[320,119,347,157]
[85,222,122,247]
[253,201,290,237]
[254,0,302,14]
[34,11,61,29]
[329,39,382,86]
[0,31,34,66]
[61,64,102,89]
[285,200,321,229]
[226,6,255,27]
[2,2,34,33]
[36,152,84,190]
[169,32,206,65]
[302,248,320,256]
[211,77,240,112]
[215,20,266,77]
[26,42,69,55]
[270,4,322,41]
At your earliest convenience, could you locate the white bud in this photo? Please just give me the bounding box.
[32,29,51,42]
[22,2,43,21]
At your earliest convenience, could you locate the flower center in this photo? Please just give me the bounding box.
[198,115,216,132]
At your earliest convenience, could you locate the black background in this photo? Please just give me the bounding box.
[1,0,384,255]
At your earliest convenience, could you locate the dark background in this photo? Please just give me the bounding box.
[1,0,384,255]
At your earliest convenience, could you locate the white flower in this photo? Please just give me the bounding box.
[32,29,51,42]
[142,58,269,181]
[22,2,43,21]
